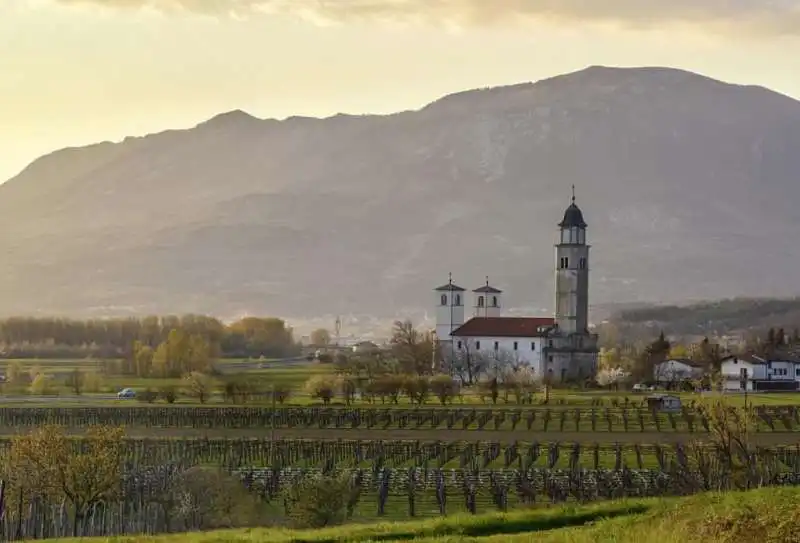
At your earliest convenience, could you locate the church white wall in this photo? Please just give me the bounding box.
[451,335,545,376]
[435,291,465,341]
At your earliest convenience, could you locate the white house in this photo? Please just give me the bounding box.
[653,358,705,384]
[720,353,800,392]
[434,193,599,382]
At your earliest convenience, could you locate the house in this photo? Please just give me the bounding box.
[434,191,599,381]
[653,358,705,384]
[720,353,800,392]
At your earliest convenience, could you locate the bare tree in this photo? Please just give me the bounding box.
[445,339,492,386]
[391,320,435,376]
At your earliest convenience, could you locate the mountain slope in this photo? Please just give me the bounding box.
[2,65,800,322]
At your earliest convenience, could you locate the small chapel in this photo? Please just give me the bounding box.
[434,191,598,382]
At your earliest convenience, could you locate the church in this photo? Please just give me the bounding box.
[434,192,598,382]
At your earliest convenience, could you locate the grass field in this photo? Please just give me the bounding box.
[33,486,800,542]
[6,357,800,410]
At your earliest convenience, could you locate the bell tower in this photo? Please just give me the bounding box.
[434,274,466,343]
[554,186,590,335]
[473,277,502,318]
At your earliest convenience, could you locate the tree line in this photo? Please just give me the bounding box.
[0,315,300,359]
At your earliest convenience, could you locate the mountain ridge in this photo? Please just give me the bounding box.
[3,65,800,325]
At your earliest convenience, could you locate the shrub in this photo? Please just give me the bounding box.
[159,385,177,404]
[171,467,265,530]
[429,374,459,405]
[136,389,158,403]
[282,474,359,529]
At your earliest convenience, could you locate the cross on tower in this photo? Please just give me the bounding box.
[571,184,576,203]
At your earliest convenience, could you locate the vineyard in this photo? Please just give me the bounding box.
[2,405,800,433]
[0,437,794,472]
[2,436,800,540]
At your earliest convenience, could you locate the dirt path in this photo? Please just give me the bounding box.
[2,426,798,445]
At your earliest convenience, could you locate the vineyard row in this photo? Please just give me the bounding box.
[1,405,798,432]
[5,437,800,472]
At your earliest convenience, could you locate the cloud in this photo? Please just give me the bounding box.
[52,0,800,36]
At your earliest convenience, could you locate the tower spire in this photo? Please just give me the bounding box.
[485,275,489,288]
[448,272,453,286]
[571,184,576,203]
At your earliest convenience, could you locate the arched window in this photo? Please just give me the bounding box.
[455,294,461,306]
[477,296,484,307]
[492,296,498,307]
[440,294,447,306]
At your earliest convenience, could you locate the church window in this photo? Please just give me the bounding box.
[494,341,499,351]
[579,258,586,269]
[492,296,498,307]
[531,342,536,351]
[455,294,461,306]
[548,355,553,362]
[477,296,484,307]
[441,294,447,306]
[559,257,569,269]
[513,341,518,351]
[548,340,553,347]
[475,341,481,350]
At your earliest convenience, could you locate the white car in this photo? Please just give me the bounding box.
[632,384,655,392]
[117,388,136,399]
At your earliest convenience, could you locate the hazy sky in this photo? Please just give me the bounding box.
[2,0,800,182]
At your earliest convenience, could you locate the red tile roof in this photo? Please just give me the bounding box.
[451,317,555,338]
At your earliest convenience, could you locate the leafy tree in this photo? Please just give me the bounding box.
[29,373,52,395]
[310,328,331,346]
[223,317,299,358]
[668,344,690,359]
[305,375,336,405]
[5,425,124,537]
[83,371,104,393]
[184,371,214,404]
[65,369,85,395]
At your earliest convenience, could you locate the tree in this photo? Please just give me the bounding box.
[223,317,299,358]
[65,369,85,395]
[184,371,214,404]
[150,330,215,378]
[29,373,52,395]
[337,375,358,406]
[446,339,492,386]
[310,328,331,346]
[429,374,459,405]
[668,344,689,359]
[305,375,336,405]
[132,341,154,377]
[5,425,125,537]
[390,320,435,376]
[631,331,671,381]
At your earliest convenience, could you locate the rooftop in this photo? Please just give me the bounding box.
[450,317,555,338]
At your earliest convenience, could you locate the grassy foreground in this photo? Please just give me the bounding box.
[40,486,800,542]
